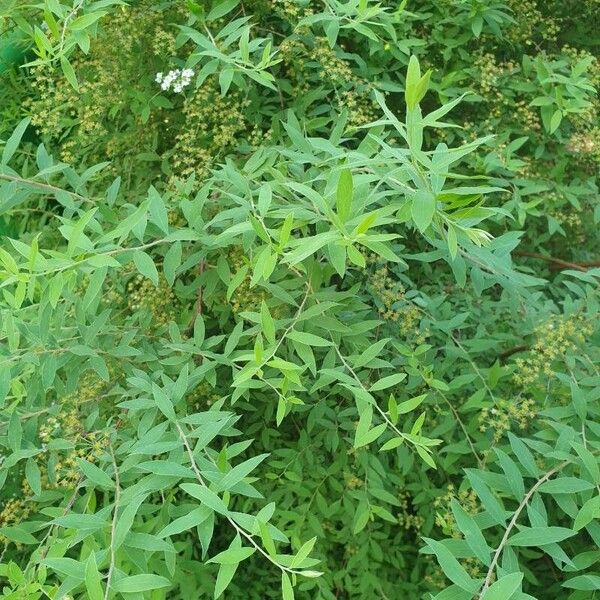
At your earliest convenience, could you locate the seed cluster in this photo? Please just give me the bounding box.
[513,315,594,386]
[126,274,179,328]
[187,382,221,411]
[169,79,250,188]
[279,36,378,130]
[0,371,111,548]
[368,263,427,342]
[227,247,269,314]
[478,397,537,442]
[396,492,424,532]
[434,485,478,537]
[25,0,187,176]
[505,0,559,45]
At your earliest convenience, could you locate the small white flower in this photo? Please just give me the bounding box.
[156,68,194,93]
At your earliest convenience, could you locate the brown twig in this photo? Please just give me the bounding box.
[513,251,589,272]
[498,344,528,363]
[548,259,600,270]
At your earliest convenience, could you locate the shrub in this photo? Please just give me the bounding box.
[0,1,598,599]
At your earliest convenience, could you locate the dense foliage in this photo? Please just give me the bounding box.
[0,0,599,598]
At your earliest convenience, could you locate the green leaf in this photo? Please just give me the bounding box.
[180,484,229,515]
[219,67,234,95]
[549,109,562,133]
[508,434,540,477]
[112,574,171,593]
[423,538,480,593]
[158,506,211,538]
[287,330,332,347]
[336,169,353,224]
[450,499,490,565]
[353,502,370,534]
[447,224,458,260]
[380,437,403,452]
[285,231,339,265]
[214,562,238,598]
[369,373,406,392]
[508,526,576,547]
[388,395,398,424]
[148,185,169,234]
[208,546,256,565]
[0,526,38,545]
[276,396,287,426]
[41,558,84,579]
[355,338,390,368]
[163,241,182,286]
[414,69,432,106]
[76,458,114,489]
[574,495,600,531]
[481,572,523,600]
[152,384,176,420]
[571,442,600,484]
[25,458,42,496]
[137,460,194,478]
[2,117,31,165]
[208,0,240,20]
[113,493,147,550]
[84,553,104,600]
[0,247,18,275]
[563,575,600,590]
[405,55,421,110]
[70,11,106,30]
[290,536,317,568]
[279,213,294,247]
[219,453,268,490]
[133,251,159,286]
[60,56,79,91]
[397,393,427,415]
[52,513,107,530]
[354,405,372,447]
[260,301,276,345]
[466,470,507,525]
[411,190,436,232]
[282,572,294,600]
[538,477,594,494]
[494,448,525,501]
[432,586,474,600]
[7,411,21,452]
[249,214,271,243]
[259,521,277,557]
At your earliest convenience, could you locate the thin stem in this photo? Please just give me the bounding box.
[175,421,306,576]
[436,389,484,468]
[1,238,169,285]
[0,173,94,203]
[104,442,121,600]
[332,341,424,450]
[30,478,83,570]
[477,460,570,598]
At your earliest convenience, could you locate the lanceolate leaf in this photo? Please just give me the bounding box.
[481,572,523,600]
[336,168,353,224]
[423,538,481,593]
[507,526,576,547]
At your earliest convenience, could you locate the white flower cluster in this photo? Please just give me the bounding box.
[155,68,194,93]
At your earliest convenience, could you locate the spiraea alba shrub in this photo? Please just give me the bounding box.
[0,1,599,598]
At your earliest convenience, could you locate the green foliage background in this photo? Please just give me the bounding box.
[0,0,599,598]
